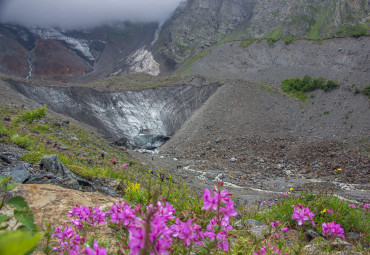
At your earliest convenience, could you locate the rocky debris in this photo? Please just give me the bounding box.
[307,229,320,240]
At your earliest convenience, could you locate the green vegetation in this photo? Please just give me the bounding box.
[239,39,256,47]
[18,105,47,123]
[10,134,34,150]
[281,76,339,101]
[363,85,370,98]
[0,176,40,255]
[335,24,367,38]
[307,4,328,40]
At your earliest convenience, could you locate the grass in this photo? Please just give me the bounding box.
[307,4,328,40]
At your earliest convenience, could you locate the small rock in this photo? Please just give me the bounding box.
[230,157,237,162]
[307,229,320,240]
[234,220,243,230]
[245,219,268,238]
[259,158,264,163]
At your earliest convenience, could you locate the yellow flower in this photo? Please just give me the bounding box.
[290,188,294,191]
[321,208,327,214]
[337,168,342,171]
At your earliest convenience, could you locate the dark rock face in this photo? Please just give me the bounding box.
[9,82,220,149]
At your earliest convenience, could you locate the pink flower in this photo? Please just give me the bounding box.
[281,192,289,196]
[292,205,315,226]
[81,239,107,255]
[327,209,334,215]
[280,227,290,232]
[364,203,369,209]
[202,188,218,211]
[121,164,127,169]
[322,222,345,239]
[270,221,279,228]
[349,203,356,208]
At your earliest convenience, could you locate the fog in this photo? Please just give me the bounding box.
[0,0,184,29]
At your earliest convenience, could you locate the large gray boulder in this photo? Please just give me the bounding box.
[40,155,89,186]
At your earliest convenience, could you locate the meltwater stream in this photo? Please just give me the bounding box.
[9,81,220,149]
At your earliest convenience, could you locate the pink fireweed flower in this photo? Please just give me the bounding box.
[170,218,203,246]
[68,205,106,226]
[364,203,369,209]
[322,221,345,239]
[81,239,107,255]
[327,209,334,215]
[120,164,127,169]
[270,221,279,228]
[349,203,356,208]
[292,205,315,226]
[260,201,267,206]
[109,201,136,226]
[281,192,289,196]
[280,227,290,232]
[202,188,219,211]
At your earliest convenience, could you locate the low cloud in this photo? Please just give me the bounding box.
[0,0,183,29]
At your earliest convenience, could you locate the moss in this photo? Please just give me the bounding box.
[68,165,94,180]
[239,39,256,48]
[20,152,44,163]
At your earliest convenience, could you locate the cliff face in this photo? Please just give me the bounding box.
[156,0,369,66]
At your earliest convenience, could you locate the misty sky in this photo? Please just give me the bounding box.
[0,0,183,29]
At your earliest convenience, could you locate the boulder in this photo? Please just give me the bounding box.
[0,163,31,183]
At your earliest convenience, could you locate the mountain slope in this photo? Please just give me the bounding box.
[156,0,370,67]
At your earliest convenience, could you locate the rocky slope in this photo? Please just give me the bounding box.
[0,22,160,81]
[156,0,369,66]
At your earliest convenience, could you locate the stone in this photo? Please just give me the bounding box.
[230,157,237,162]
[15,184,121,234]
[234,220,243,230]
[0,164,31,183]
[307,229,320,240]
[105,178,127,196]
[244,219,268,238]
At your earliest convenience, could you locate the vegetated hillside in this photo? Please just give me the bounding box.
[155,0,369,67]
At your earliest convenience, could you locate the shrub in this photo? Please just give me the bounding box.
[281,76,339,100]
[18,105,47,123]
[11,134,34,150]
[363,86,370,97]
[0,125,10,137]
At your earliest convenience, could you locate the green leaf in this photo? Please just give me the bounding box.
[7,183,18,192]
[0,213,10,225]
[14,209,37,233]
[6,196,29,211]
[0,231,40,255]
[0,176,12,184]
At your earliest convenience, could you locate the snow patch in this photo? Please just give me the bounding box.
[31,26,94,61]
[126,47,160,76]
